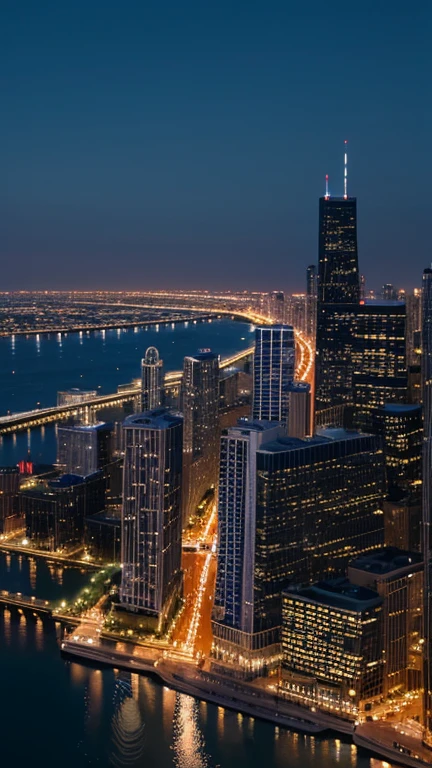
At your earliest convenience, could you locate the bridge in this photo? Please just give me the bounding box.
[0,345,256,435]
[0,589,95,626]
[0,330,313,436]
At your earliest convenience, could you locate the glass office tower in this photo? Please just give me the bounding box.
[141,346,163,411]
[120,409,183,632]
[252,325,295,425]
[315,195,360,414]
[318,197,360,305]
[212,424,384,678]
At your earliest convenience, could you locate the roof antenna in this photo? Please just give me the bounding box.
[325,174,329,199]
[343,140,348,199]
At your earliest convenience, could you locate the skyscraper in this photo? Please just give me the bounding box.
[351,301,407,431]
[252,325,295,425]
[120,409,183,631]
[315,157,360,415]
[212,424,384,677]
[317,196,360,306]
[421,267,432,742]
[181,350,220,525]
[141,346,163,411]
[315,300,407,425]
[212,420,286,676]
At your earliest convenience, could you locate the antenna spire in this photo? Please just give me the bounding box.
[325,174,329,199]
[343,140,348,199]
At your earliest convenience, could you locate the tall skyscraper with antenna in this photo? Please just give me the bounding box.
[315,143,360,413]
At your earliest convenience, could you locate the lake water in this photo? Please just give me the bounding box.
[0,319,253,466]
[0,555,376,768]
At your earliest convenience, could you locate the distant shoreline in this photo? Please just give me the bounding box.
[0,312,246,338]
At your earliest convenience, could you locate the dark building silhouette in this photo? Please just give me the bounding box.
[0,467,21,534]
[182,350,220,526]
[22,472,105,551]
[316,193,360,414]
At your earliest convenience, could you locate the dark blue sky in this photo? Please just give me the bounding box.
[2,1,431,292]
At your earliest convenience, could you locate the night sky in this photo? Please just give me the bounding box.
[2,1,431,292]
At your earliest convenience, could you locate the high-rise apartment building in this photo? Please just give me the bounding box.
[120,410,183,632]
[252,325,295,425]
[57,421,112,476]
[181,350,220,525]
[212,424,384,677]
[141,346,163,411]
[212,420,287,676]
[281,579,384,718]
[421,267,432,741]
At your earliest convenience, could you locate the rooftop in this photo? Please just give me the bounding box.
[284,578,382,613]
[124,408,183,430]
[260,427,371,454]
[349,547,423,576]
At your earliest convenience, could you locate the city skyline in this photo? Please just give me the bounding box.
[3,2,431,292]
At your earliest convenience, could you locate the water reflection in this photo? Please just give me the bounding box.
[172,693,209,768]
[110,673,145,767]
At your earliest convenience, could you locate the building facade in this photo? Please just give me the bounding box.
[57,421,112,476]
[252,325,295,425]
[120,410,183,632]
[281,579,384,719]
[181,350,220,525]
[348,548,423,695]
[212,421,286,676]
